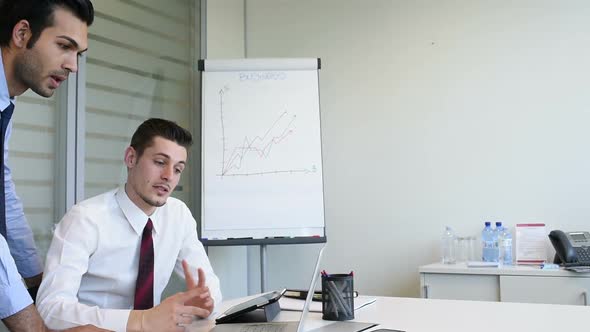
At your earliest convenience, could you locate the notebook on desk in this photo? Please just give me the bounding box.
[210,246,376,332]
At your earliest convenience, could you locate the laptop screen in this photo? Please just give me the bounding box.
[297,246,325,332]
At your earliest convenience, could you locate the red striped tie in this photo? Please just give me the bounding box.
[134,218,154,309]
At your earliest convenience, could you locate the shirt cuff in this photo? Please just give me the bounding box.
[105,309,133,332]
[0,282,33,319]
[44,308,132,332]
[13,254,43,279]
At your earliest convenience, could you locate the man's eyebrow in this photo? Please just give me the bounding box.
[154,153,186,165]
[154,152,171,159]
[57,35,88,53]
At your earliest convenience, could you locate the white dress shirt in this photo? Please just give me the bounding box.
[37,186,222,332]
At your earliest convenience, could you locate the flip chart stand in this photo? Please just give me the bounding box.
[202,238,327,293]
[261,244,268,292]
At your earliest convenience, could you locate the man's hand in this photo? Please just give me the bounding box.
[140,288,211,332]
[182,260,214,313]
[2,304,112,332]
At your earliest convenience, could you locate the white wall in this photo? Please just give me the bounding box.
[207,0,590,298]
[204,0,245,58]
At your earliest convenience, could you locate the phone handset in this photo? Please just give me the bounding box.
[548,230,578,264]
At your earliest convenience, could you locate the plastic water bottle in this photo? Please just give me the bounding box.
[492,222,501,263]
[499,225,513,265]
[441,226,456,264]
[482,222,496,262]
[496,223,504,263]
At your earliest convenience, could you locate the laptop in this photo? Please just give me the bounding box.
[211,247,376,332]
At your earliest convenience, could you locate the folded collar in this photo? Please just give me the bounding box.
[115,185,161,236]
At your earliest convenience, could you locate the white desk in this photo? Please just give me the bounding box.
[189,295,589,332]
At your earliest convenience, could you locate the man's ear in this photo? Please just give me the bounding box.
[124,146,137,168]
[11,20,32,49]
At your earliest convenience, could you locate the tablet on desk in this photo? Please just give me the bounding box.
[215,289,286,324]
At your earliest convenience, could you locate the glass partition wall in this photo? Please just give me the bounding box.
[84,0,198,296]
[85,0,197,204]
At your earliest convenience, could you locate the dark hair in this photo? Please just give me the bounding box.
[130,118,193,158]
[0,0,94,48]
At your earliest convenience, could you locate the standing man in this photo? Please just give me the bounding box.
[1,0,108,331]
[37,118,222,331]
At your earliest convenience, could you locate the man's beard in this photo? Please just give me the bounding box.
[13,48,65,98]
[138,191,167,208]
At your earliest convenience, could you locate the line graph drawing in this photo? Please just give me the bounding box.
[217,86,317,177]
[200,62,325,239]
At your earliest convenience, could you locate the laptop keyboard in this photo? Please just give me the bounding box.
[239,323,288,332]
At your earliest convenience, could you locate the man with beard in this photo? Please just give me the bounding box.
[0,0,110,331]
[37,118,222,332]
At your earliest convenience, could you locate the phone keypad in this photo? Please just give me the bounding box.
[575,247,590,262]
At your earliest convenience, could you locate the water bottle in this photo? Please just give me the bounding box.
[493,222,501,263]
[500,225,513,265]
[496,223,504,263]
[441,226,456,264]
[482,222,495,262]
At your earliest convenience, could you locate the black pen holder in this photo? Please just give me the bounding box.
[321,274,354,321]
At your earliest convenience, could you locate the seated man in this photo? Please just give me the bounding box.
[37,118,222,332]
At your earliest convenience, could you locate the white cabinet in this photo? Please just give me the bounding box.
[419,263,590,306]
[500,276,589,305]
[421,273,499,301]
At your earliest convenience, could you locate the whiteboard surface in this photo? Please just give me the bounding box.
[201,59,325,240]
